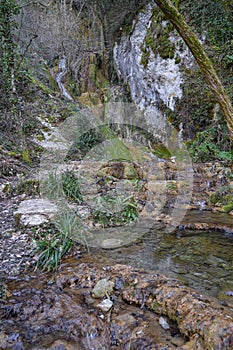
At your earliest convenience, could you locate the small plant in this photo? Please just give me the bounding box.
[166,181,177,190]
[34,231,73,271]
[187,128,233,162]
[42,171,63,200]
[61,170,82,203]
[92,195,138,227]
[66,129,103,160]
[42,170,82,203]
[33,211,86,271]
[208,185,233,212]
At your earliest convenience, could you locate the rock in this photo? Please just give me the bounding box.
[100,238,124,249]
[114,313,136,326]
[97,298,113,312]
[14,199,58,226]
[171,336,186,347]
[225,291,233,296]
[159,316,170,330]
[92,278,114,298]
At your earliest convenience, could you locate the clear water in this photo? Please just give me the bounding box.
[102,210,233,300]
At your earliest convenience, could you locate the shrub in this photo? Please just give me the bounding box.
[42,170,82,203]
[34,211,87,271]
[208,185,233,211]
[186,128,233,162]
[92,195,138,227]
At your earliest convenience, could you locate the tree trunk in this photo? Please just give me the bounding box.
[154,0,233,141]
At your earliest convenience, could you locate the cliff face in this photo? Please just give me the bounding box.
[14,0,233,145]
[113,1,233,141]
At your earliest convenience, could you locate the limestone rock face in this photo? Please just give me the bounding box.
[14,199,58,226]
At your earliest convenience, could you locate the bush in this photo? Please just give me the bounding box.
[92,195,138,227]
[186,127,233,162]
[33,211,87,271]
[208,185,233,212]
[42,170,83,203]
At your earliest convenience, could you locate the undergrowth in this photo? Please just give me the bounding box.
[42,169,83,203]
[33,211,86,271]
[92,195,138,227]
[186,127,233,162]
[208,185,233,213]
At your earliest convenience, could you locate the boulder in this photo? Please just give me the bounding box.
[14,198,58,226]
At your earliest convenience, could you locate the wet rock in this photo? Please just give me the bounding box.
[97,298,113,312]
[14,199,58,226]
[3,259,233,349]
[100,238,124,249]
[92,278,114,298]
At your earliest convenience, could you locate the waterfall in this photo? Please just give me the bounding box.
[56,57,74,101]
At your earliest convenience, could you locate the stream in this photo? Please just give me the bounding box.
[1,5,232,347]
[100,210,233,303]
[1,210,233,349]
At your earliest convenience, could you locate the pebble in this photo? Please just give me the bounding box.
[159,316,170,330]
[225,291,233,296]
[97,298,113,312]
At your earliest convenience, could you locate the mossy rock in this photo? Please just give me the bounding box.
[123,163,137,180]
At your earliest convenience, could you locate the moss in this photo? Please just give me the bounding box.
[9,151,20,158]
[36,134,44,141]
[15,179,40,196]
[22,149,32,165]
[46,115,57,124]
[79,92,101,107]
[175,55,181,64]
[29,76,52,95]
[2,183,13,196]
[223,202,233,213]
[47,72,57,91]
[140,50,150,68]
[152,143,171,158]
[208,185,233,210]
[33,145,44,153]
[140,7,175,66]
